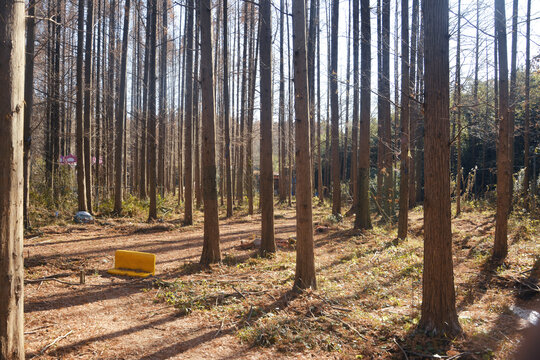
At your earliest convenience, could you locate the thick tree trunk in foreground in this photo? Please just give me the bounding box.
[0,1,25,357]
[199,0,221,265]
[76,0,88,212]
[419,0,461,337]
[114,0,131,214]
[292,0,317,290]
[355,0,372,230]
[493,0,511,261]
[259,0,276,256]
[397,0,409,240]
[330,0,340,215]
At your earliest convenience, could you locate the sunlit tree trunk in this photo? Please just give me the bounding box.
[454,0,462,216]
[397,0,409,240]
[148,0,158,220]
[184,0,195,225]
[355,0,372,230]
[199,0,221,265]
[330,0,340,215]
[419,0,461,336]
[0,0,25,356]
[84,0,94,212]
[523,0,531,207]
[292,0,316,290]
[493,0,511,261]
[76,0,88,212]
[259,0,276,256]
[114,0,130,214]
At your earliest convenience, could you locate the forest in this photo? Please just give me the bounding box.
[0,0,539,358]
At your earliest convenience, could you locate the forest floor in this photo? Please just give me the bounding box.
[23,201,539,359]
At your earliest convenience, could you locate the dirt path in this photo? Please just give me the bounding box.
[24,212,313,360]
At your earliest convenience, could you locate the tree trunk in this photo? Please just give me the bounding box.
[84,0,94,212]
[397,0,409,240]
[330,0,340,215]
[508,0,518,202]
[381,0,392,216]
[0,0,25,356]
[454,0,462,216]
[419,0,461,337]
[24,0,36,229]
[76,0,88,212]
[493,0,511,261]
[350,0,359,213]
[148,0,158,220]
[184,0,195,225]
[259,0,276,256]
[292,0,317,290]
[223,0,233,217]
[199,0,221,265]
[355,0,372,230]
[408,0,418,210]
[158,0,168,198]
[523,0,531,207]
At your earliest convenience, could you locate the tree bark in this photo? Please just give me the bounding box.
[0,0,25,356]
[259,0,276,256]
[523,0,531,207]
[454,0,462,216]
[114,0,130,214]
[223,0,233,217]
[148,0,158,220]
[330,0,340,215]
[397,0,409,240]
[493,0,511,261]
[184,0,195,225]
[199,0,221,265]
[419,0,461,336]
[292,0,317,290]
[355,0,372,230]
[84,0,94,212]
[76,0,88,212]
[24,0,36,229]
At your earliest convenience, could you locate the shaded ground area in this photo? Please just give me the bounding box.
[24,204,539,359]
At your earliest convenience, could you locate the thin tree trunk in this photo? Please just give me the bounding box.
[114,0,131,214]
[493,0,511,261]
[355,0,372,230]
[330,0,340,215]
[454,0,462,216]
[397,0,409,240]
[84,0,94,212]
[523,0,531,207]
[408,0,418,210]
[381,0,392,216]
[184,0,194,225]
[199,0,221,265]
[259,0,276,256]
[223,0,233,217]
[508,0,518,202]
[148,0,158,220]
[76,0,88,212]
[292,0,317,290]
[24,0,36,229]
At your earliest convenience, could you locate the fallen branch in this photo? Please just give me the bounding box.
[25,277,81,286]
[38,330,73,355]
[325,313,367,340]
[393,338,409,360]
[25,325,53,335]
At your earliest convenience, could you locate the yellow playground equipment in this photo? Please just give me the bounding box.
[107,250,156,278]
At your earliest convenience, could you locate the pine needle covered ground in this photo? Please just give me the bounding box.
[23,202,539,359]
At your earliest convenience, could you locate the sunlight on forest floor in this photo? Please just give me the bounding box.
[23,201,539,359]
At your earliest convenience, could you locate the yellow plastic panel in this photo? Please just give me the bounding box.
[108,250,156,277]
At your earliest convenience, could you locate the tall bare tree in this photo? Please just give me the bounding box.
[355,0,372,229]
[523,0,531,207]
[259,0,276,256]
[184,0,195,225]
[199,0,221,265]
[114,0,131,214]
[397,0,410,240]
[330,0,340,216]
[148,0,158,220]
[84,0,94,212]
[419,0,461,336]
[223,0,233,217]
[0,0,25,357]
[76,0,88,211]
[292,0,317,290]
[493,0,511,261]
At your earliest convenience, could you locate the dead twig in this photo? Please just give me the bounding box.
[325,313,367,340]
[38,330,73,356]
[393,338,409,360]
[25,325,53,335]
